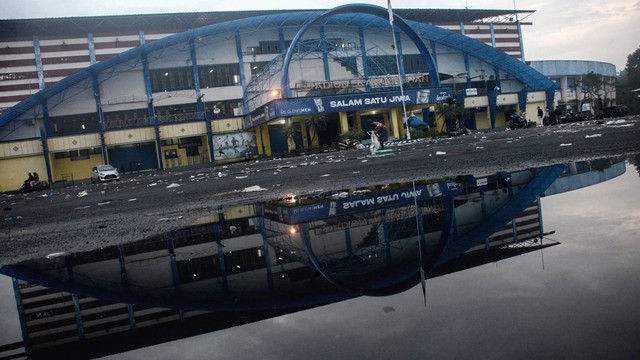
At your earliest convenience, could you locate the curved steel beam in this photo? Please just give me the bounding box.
[300,196,455,297]
[280,4,441,98]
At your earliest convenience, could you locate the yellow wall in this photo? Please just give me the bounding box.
[47,134,101,152]
[161,135,208,169]
[51,153,103,182]
[0,155,47,192]
[475,111,490,129]
[0,139,42,158]
[495,112,508,128]
[105,127,155,144]
[160,122,207,138]
[211,118,243,133]
[525,102,546,125]
[496,93,519,107]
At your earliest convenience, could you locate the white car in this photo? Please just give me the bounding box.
[91,164,120,183]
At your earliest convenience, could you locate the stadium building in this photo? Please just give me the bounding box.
[0,4,556,192]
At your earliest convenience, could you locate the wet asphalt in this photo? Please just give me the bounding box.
[1,117,639,265]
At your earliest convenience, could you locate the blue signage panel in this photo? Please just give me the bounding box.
[264,181,463,224]
[249,88,452,127]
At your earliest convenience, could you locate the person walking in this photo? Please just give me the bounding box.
[537,106,543,125]
[554,106,563,125]
[368,120,388,150]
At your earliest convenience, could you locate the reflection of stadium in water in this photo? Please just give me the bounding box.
[0,158,626,358]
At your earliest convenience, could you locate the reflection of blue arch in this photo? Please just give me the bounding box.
[300,196,455,297]
[281,4,441,98]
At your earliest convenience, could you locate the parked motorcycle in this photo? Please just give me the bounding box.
[20,180,49,193]
[508,112,535,130]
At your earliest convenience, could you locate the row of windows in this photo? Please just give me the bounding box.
[150,63,240,93]
[177,246,266,284]
[53,147,102,161]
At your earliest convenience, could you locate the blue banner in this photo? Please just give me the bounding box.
[264,180,463,224]
[249,88,452,127]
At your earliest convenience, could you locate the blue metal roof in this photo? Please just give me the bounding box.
[528,60,617,77]
[0,5,553,130]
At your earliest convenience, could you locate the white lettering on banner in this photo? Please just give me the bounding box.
[342,197,375,210]
[330,99,363,108]
[389,95,411,103]
[436,92,449,101]
[329,94,415,109]
[342,189,424,210]
[364,97,387,105]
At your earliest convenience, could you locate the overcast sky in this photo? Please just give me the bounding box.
[1,0,639,71]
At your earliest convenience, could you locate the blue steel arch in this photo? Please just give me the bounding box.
[281,4,441,98]
[407,21,554,91]
[0,7,555,128]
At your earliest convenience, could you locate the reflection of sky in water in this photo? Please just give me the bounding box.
[98,163,640,359]
[2,162,640,359]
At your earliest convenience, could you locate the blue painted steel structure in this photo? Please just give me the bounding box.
[0,5,554,129]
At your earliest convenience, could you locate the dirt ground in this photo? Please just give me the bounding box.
[2,116,639,266]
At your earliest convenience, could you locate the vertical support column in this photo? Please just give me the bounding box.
[320,26,330,81]
[488,90,498,129]
[256,205,275,293]
[353,112,362,132]
[285,118,295,152]
[235,32,248,113]
[213,219,230,297]
[11,278,30,355]
[345,227,354,274]
[65,256,85,341]
[190,39,203,115]
[87,33,96,65]
[517,20,525,62]
[278,28,286,54]
[92,75,108,164]
[358,27,370,91]
[32,35,45,91]
[39,129,53,185]
[537,198,544,238]
[166,232,185,321]
[258,124,271,156]
[388,108,402,139]
[338,112,349,133]
[33,35,52,136]
[139,30,163,170]
[117,245,137,334]
[490,22,496,48]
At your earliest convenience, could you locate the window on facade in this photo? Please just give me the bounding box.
[224,247,266,275]
[51,113,99,135]
[207,99,242,118]
[150,67,194,92]
[103,108,149,129]
[198,63,241,89]
[177,255,221,284]
[53,147,102,160]
[366,54,429,78]
[250,61,270,78]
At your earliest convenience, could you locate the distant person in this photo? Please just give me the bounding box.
[537,106,543,124]
[368,120,388,150]
[544,107,550,125]
[24,172,34,190]
[554,106,563,125]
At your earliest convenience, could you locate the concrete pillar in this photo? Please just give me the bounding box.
[257,124,271,156]
[354,112,362,131]
[388,109,402,139]
[339,112,349,133]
